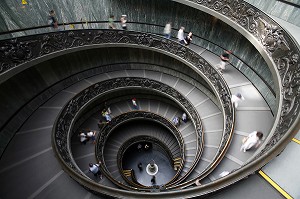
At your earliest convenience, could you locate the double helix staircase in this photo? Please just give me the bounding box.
[69,68,222,187]
[1,1,299,196]
[0,45,274,198]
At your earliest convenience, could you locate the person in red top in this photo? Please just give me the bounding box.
[215,50,232,74]
[132,98,138,109]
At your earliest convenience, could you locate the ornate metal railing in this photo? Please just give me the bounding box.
[36,28,234,183]
[50,0,299,197]
[3,0,297,198]
[169,0,300,192]
[53,74,231,195]
[97,112,185,189]
[0,20,275,113]
[117,135,180,187]
[24,28,229,197]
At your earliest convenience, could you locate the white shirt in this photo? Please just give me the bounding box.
[164,24,171,34]
[87,131,94,137]
[177,29,184,41]
[89,164,99,174]
[241,131,261,151]
[79,133,87,142]
[173,117,179,125]
[182,113,187,121]
[231,94,245,108]
[132,99,137,106]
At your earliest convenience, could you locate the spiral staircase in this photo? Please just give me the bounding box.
[0,0,300,199]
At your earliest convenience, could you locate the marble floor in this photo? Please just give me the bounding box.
[123,143,176,186]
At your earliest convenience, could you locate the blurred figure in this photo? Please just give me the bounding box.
[132,98,139,109]
[184,32,192,47]
[144,143,150,151]
[164,22,172,39]
[102,109,112,122]
[108,15,116,29]
[215,50,232,73]
[195,179,201,186]
[79,131,88,145]
[231,93,245,108]
[87,130,96,144]
[219,171,230,177]
[240,131,263,152]
[48,10,58,30]
[120,15,127,30]
[138,162,143,171]
[177,27,185,44]
[182,112,187,123]
[137,143,142,151]
[89,162,102,179]
[172,116,180,127]
[151,175,156,184]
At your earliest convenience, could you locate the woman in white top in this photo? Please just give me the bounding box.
[240,131,263,152]
[79,132,88,144]
[177,27,185,44]
[164,22,172,39]
[231,93,245,108]
[120,15,127,30]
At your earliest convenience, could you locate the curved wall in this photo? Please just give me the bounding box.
[244,0,300,27]
[0,0,274,110]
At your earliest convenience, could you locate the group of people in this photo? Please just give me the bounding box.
[173,112,188,127]
[163,23,193,47]
[79,98,140,144]
[48,11,194,48]
[79,129,96,145]
[108,14,127,30]
[177,27,193,46]
[137,142,152,152]
[47,10,128,30]
[89,161,103,179]
[45,9,268,184]
[48,10,230,75]
[230,93,264,152]
[102,106,112,122]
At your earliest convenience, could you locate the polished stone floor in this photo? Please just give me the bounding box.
[122,143,176,186]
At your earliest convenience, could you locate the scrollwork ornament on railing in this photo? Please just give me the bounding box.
[192,0,259,34]
[0,0,294,196]
[253,52,300,160]
[53,77,210,185]
[257,18,290,57]
[95,112,186,189]
[188,0,300,161]
[96,111,184,159]
[97,115,185,189]
[0,38,37,73]
[0,29,233,192]
[190,0,294,57]
[116,135,179,187]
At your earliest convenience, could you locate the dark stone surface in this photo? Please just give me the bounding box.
[0,150,62,199]
[209,174,284,199]
[34,172,91,199]
[123,146,176,186]
[0,47,211,156]
[0,0,273,101]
